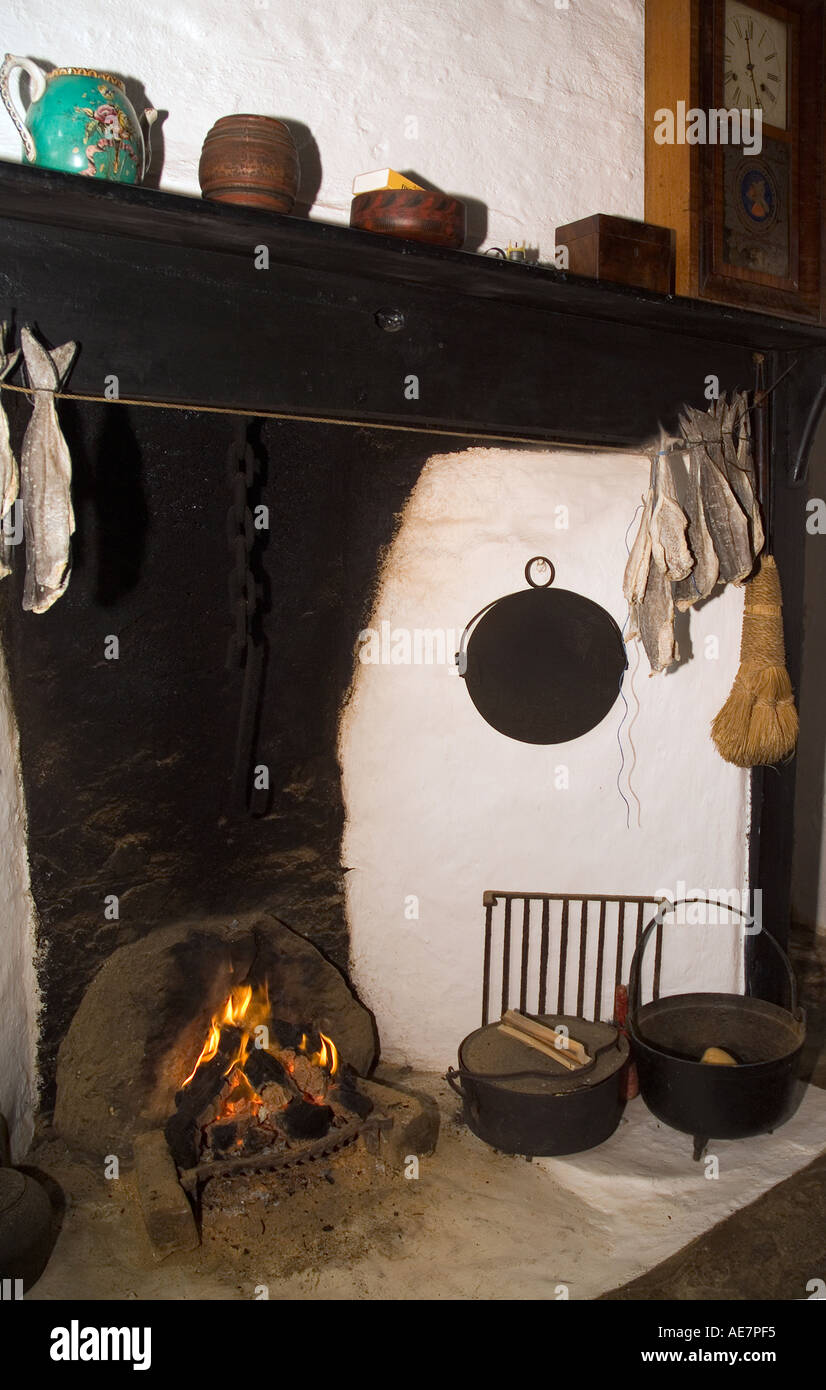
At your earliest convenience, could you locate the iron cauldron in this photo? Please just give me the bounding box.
[628,901,806,1153]
[447,1013,629,1156]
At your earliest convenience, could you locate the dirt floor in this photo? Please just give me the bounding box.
[20,924,826,1302]
[27,1066,609,1301]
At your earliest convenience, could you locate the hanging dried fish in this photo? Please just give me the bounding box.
[673,444,719,611]
[623,487,653,643]
[624,436,691,670]
[0,322,20,579]
[721,392,764,562]
[649,443,692,582]
[624,396,765,671]
[19,326,78,614]
[639,559,677,672]
[680,402,752,586]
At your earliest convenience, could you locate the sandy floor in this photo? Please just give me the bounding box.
[24,1063,826,1302]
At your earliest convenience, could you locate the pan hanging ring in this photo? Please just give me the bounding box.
[524,556,555,588]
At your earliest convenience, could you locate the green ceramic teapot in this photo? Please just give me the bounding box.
[0,55,156,183]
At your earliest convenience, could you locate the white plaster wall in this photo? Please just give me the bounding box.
[0,0,644,250]
[0,646,39,1160]
[340,448,750,1069]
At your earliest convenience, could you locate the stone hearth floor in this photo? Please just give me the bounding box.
[22,924,826,1301]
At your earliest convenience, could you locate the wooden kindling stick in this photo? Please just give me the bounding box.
[498,1010,591,1070]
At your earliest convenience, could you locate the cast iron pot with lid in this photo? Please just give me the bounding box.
[446,1014,629,1156]
[628,900,806,1157]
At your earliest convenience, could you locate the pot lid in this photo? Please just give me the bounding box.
[459,1014,628,1094]
[459,558,627,744]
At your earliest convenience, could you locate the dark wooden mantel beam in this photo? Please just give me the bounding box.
[2,161,826,452]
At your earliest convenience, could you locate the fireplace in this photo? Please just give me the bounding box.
[46,908,437,1258]
[167,986,361,1174]
[0,163,820,1306]
[51,912,373,1146]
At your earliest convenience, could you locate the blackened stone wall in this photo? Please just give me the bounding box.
[1,392,460,1102]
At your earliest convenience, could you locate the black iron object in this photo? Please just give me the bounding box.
[177,1112,391,1194]
[628,901,806,1159]
[225,422,269,817]
[480,890,665,1024]
[788,370,826,486]
[0,1113,53,1291]
[447,1014,628,1156]
[457,558,627,744]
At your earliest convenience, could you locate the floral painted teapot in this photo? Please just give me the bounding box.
[0,55,156,183]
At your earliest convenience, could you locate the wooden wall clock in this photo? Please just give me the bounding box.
[645,0,825,320]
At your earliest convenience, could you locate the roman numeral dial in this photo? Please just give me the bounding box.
[724,2,788,130]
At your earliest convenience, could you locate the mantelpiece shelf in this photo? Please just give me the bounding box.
[0,160,824,357]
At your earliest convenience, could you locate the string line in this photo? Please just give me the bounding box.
[2,368,791,448]
[0,380,642,452]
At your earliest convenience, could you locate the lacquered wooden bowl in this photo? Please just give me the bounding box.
[350,189,466,248]
[199,114,300,214]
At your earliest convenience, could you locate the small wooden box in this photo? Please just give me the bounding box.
[554,214,675,295]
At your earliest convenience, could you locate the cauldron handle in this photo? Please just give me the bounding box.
[628,898,799,1023]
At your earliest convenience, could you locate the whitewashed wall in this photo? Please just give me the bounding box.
[0,0,644,250]
[0,647,39,1160]
[340,449,749,1069]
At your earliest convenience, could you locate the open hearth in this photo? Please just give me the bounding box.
[53,912,378,1162]
[165,980,376,1182]
[49,910,440,1257]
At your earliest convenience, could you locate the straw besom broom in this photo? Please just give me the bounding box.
[711,554,798,767]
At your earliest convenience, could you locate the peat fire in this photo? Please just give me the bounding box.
[164,982,373,1171]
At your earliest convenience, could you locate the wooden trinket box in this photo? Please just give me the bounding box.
[554,214,675,295]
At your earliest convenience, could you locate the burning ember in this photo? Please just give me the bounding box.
[165,982,371,1172]
[181,984,338,1092]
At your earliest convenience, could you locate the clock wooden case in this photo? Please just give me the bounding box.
[645,0,825,320]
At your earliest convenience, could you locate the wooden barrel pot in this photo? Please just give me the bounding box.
[198,115,300,214]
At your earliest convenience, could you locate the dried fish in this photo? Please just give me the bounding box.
[721,393,764,563]
[626,394,765,672]
[19,327,77,613]
[623,486,654,608]
[681,403,752,585]
[0,323,20,579]
[626,600,641,644]
[624,437,690,671]
[639,556,678,672]
[673,445,719,610]
[650,445,692,581]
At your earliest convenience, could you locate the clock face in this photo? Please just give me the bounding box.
[724,2,788,130]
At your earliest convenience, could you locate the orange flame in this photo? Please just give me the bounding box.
[315,1032,339,1076]
[181,1017,222,1087]
[181,983,339,1105]
[296,1030,339,1076]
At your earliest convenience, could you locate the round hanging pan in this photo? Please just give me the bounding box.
[457,557,627,744]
